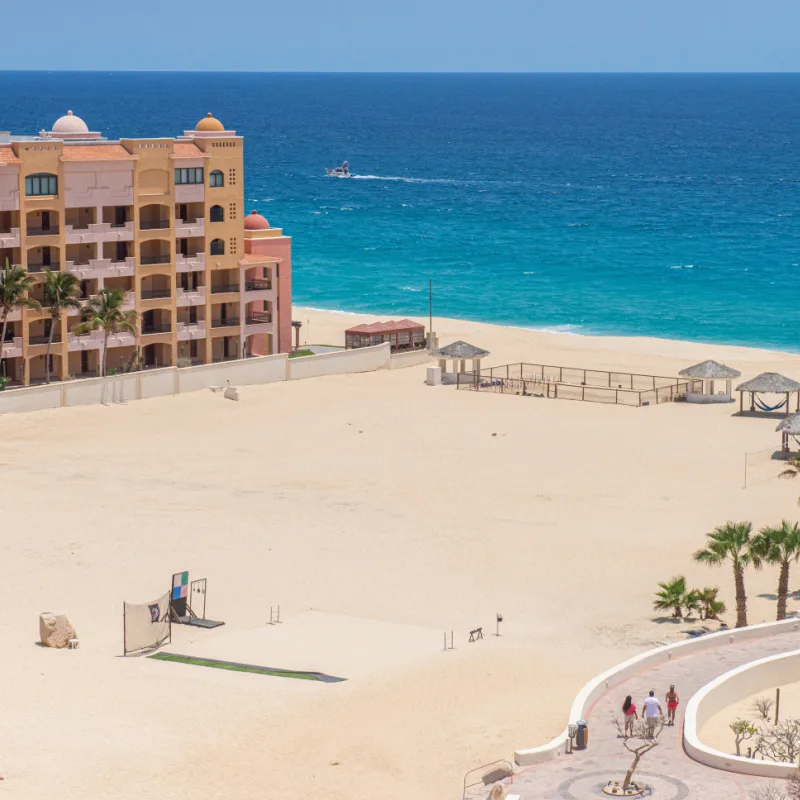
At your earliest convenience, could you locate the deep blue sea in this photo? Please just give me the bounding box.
[2,72,800,350]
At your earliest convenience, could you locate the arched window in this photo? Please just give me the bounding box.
[209,205,224,223]
[25,173,58,196]
[210,238,225,256]
[209,170,224,188]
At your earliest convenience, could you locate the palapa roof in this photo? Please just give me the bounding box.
[346,319,425,335]
[776,413,800,434]
[736,372,800,393]
[431,340,490,359]
[678,360,741,380]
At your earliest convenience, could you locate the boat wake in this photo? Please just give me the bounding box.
[351,174,456,184]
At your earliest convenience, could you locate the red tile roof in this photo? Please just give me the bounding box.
[346,319,424,335]
[61,144,134,161]
[173,142,206,158]
[0,146,20,166]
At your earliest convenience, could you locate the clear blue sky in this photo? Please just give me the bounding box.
[1,0,798,72]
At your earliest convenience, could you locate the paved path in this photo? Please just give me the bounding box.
[473,630,800,800]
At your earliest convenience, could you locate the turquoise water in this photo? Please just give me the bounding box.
[3,72,800,350]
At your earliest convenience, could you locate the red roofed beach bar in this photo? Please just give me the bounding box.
[345,319,426,353]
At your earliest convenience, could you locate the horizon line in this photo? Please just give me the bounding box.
[1,69,800,75]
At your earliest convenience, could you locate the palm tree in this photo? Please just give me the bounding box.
[694,522,760,628]
[779,455,800,505]
[697,587,727,621]
[72,288,137,377]
[752,520,800,620]
[653,576,690,618]
[41,268,82,384]
[0,258,40,379]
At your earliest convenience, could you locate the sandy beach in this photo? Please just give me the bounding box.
[3,307,800,800]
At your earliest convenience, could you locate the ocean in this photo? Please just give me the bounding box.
[2,71,799,351]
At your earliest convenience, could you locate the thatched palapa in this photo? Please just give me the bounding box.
[678,360,741,380]
[736,372,800,416]
[776,413,800,435]
[432,340,490,385]
[431,341,490,360]
[736,373,800,394]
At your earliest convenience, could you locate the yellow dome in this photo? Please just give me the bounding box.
[195,113,224,132]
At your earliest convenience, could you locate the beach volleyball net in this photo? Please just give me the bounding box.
[123,591,171,656]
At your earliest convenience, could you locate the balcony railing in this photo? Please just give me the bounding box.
[140,254,171,265]
[29,335,61,345]
[246,312,272,324]
[245,279,272,291]
[27,226,60,236]
[210,283,239,294]
[211,318,240,328]
[139,220,170,231]
[141,323,172,335]
[140,289,172,300]
[27,262,60,273]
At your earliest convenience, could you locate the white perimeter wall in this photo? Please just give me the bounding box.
[288,342,390,380]
[514,617,800,767]
[684,647,800,777]
[0,344,398,416]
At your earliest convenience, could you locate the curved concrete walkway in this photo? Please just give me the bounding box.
[485,629,800,800]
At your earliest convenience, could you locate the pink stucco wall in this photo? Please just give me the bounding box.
[244,235,292,353]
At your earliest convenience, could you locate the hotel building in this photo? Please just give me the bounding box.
[0,111,292,385]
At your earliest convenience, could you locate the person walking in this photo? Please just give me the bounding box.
[622,695,638,737]
[642,690,663,737]
[666,685,679,726]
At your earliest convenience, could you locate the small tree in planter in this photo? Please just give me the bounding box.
[730,718,758,756]
[611,716,665,794]
[758,719,800,764]
[752,696,774,722]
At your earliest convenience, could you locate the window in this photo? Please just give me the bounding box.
[25,173,57,196]
[174,167,204,185]
[210,170,223,187]
[209,205,224,223]
[210,239,224,256]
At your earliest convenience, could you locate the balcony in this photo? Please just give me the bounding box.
[210,283,239,295]
[0,228,20,248]
[177,321,207,341]
[175,253,205,273]
[27,262,60,274]
[141,253,171,266]
[176,287,206,306]
[66,257,135,279]
[211,317,240,329]
[246,312,272,325]
[140,289,172,301]
[29,334,61,346]
[245,279,273,291]
[141,323,172,335]
[0,336,23,358]
[139,220,170,231]
[27,226,60,237]
[64,221,134,244]
[67,331,103,352]
[212,354,240,363]
[175,218,205,238]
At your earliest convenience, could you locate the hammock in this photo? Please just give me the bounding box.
[754,396,787,412]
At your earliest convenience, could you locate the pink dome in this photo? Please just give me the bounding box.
[52,110,89,134]
[244,210,270,230]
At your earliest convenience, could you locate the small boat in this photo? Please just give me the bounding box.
[326,161,351,178]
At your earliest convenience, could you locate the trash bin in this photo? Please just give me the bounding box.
[575,719,588,750]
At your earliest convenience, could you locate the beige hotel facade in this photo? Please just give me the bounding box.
[0,110,292,385]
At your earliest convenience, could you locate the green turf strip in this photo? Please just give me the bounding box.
[148,652,345,682]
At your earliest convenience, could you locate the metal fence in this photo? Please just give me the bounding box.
[457,362,696,407]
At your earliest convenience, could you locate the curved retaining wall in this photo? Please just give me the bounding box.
[514,617,800,766]
[684,648,800,777]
